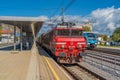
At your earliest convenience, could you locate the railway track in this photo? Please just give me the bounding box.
[84,50,120,79]
[86,50,120,66]
[41,44,120,80]
[61,63,105,80]
[86,53,120,66]
[42,46,107,80]
[94,48,120,56]
[87,52,120,61]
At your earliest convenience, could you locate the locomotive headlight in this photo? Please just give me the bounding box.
[95,43,97,46]
[61,45,65,49]
[95,43,97,45]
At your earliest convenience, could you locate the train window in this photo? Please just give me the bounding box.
[71,30,82,36]
[87,33,95,39]
[57,30,69,36]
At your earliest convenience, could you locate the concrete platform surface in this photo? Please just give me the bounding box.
[37,46,72,80]
[0,51,31,80]
[0,45,72,80]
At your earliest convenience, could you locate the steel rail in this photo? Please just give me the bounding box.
[61,63,106,80]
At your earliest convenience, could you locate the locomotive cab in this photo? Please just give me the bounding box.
[83,32,98,49]
[41,22,86,63]
[52,23,86,63]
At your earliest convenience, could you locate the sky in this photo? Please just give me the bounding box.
[0,0,119,16]
[0,0,120,35]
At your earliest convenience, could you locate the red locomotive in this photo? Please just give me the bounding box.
[40,22,86,63]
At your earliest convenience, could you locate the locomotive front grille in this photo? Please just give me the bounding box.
[69,46,75,50]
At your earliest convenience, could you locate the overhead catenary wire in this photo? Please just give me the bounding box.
[49,0,64,19]
[52,0,76,23]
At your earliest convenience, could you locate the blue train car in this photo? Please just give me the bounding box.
[83,32,98,49]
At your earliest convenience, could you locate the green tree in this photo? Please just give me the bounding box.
[112,33,119,41]
[0,26,2,36]
[99,34,109,41]
[112,27,120,42]
[103,35,108,41]
[82,26,91,32]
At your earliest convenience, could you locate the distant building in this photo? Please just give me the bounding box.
[81,22,92,31]
[0,24,14,43]
[0,30,14,43]
[97,35,104,44]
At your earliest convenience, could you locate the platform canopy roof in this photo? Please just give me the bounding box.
[0,16,47,36]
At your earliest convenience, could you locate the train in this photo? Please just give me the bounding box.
[39,22,86,63]
[83,32,98,49]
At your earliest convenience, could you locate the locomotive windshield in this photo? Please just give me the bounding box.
[56,29,82,36]
[71,30,82,36]
[57,30,69,36]
[87,33,96,39]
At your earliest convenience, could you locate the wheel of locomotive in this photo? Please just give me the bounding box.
[90,44,94,50]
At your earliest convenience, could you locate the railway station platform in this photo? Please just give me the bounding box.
[0,16,73,80]
[0,44,72,80]
[0,51,31,80]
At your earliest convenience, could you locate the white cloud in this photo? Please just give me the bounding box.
[50,15,90,23]
[91,6,120,35]
[49,6,120,35]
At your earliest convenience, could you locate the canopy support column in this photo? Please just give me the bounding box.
[20,26,23,51]
[31,23,36,48]
[14,26,16,50]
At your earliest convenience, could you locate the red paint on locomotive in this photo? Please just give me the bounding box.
[40,23,86,63]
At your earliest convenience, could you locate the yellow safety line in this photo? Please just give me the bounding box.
[43,56,60,80]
